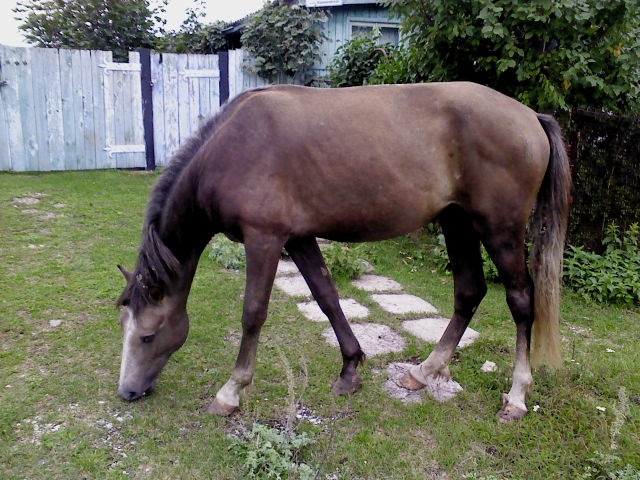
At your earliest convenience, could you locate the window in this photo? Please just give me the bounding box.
[351,22,400,46]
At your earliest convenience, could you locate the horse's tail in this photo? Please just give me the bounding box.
[530,114,572,368]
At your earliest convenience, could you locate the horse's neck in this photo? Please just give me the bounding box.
[159,183,214,271]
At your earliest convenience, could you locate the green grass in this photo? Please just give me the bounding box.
[1,170,639,479]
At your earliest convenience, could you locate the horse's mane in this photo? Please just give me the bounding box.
[118,88,267,310]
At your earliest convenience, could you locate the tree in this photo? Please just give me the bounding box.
[14,0,166,61]
[155,0,228,54]
[241,2,327,84]
[376,0,640,113]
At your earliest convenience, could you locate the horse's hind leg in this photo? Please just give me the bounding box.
[400,207,487,390]
[481,225,534,422]
[208,231,284,415]
[286,237,365,395]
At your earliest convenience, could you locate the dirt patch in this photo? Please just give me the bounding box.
[12,193,47,206]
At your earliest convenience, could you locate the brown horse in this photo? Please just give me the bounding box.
[116,82,571,422]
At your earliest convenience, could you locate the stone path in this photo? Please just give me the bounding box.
[273,257,481,403]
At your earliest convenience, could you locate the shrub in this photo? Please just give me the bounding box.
[564,223,640,305]
[241,2,327,84]
[321,242,367,281]
[228,422,316,479]
[328,29,396,87]
[208,235,246,270]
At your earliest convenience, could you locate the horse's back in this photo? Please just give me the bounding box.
[196,83,550,240]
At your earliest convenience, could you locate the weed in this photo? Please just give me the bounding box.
[229,422,316,480]
[564,223,640,305]
[321,242,367,281]
[208,235,246,270]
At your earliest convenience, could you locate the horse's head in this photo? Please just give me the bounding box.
[116,265,189,401]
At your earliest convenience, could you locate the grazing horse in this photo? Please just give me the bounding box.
[116,82,571,421]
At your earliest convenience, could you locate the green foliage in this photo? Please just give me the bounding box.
[564,223,640,305]
[229,423,316,479]
[581,452,640,480]
[208,235,246,270]
[428,233,500,282]
[378,0,640,113]
[321,242,367,281]
[328,28,396,87]
[241,2,327,83]
[155,0,228,54]
[14,0,165,61]
[157,21,228,54]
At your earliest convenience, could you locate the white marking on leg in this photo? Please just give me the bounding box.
[215,379,243,407]
[119,308,135,388]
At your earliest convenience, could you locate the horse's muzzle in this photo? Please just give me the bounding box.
[118,382,155,402]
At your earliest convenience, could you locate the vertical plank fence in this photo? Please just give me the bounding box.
[0,46,275,172]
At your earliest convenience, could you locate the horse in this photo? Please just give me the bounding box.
[116,82,571,422]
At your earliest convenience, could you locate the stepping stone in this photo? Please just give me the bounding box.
[402,317,480,348]
[384,362,463,403]
[371,293,438,315]
[276,259,299,276]
[274,274,312,297]
[322,323,406,357]
[383,362,425,404]
[297,298,369,322]
[352,274,403,292]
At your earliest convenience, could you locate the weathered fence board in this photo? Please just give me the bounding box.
[0,46,274,172]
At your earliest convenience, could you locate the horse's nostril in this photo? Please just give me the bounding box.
[118,388,142,401]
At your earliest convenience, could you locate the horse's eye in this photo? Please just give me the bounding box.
[141,334,156,344]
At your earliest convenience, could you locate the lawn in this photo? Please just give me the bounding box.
[1,170,638,479]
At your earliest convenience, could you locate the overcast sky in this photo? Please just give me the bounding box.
[0,0,267,47]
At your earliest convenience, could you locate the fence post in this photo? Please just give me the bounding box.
[139,49,155,171]
[219,51,229,106]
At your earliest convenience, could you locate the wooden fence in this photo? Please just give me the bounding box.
[0,46,268,172]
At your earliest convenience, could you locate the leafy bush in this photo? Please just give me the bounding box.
[430,233,500,282]
[328,29,396,87]
[208,235,246,270]
[581,452,640,480]
[241,3,327,84]
[564,223,640,305]
[229,423,316,479]
[321,242,367,281]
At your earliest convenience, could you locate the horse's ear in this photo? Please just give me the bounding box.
[117,264,133,283]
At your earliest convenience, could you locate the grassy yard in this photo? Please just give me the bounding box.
[1,170,638,480]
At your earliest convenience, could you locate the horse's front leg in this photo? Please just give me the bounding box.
[207,232,284,415]
[286,237,365,395]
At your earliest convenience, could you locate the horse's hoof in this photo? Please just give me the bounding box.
[206,397,239,416]
[331,374,363,395]
[397,371,426,391]
[498,393,528,423]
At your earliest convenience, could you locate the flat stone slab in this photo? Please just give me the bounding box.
[274,274,311,297]
[384,362,463,403]
[276,260,299,276]
[322,323,406,357]
[402,317,480,348]
[297,298,369,322]
[383,362,425,404]
[352,274,403,292]
[371,293,438,315]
